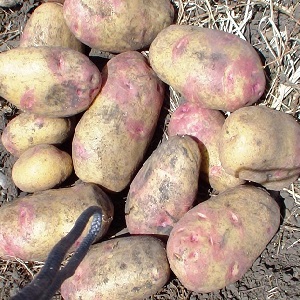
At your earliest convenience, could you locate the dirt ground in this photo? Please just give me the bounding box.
[0,1,299,299]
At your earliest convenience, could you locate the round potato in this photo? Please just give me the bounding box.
[12,144,73,192]
[20,2,84,52]
[61,236,170,300]
[168,102,244,192]
[149,25,266,111]
[167,185,280,293]
[0,46,101,117]
[0,183,114,261]
[1,113,74,157]
[219,106,300,190]
[63,0,174,53]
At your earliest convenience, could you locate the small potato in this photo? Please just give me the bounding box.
[167,185,280,293]
[219,106,300,190]
[0,183,114,261]
[125,135,201,236]
[168,102,244,192]
[12,144,73,192]
[61,236,170,300]
[0,46,101,117]
[1,113,74,157]
[149,25,266,111]
[63,0,174,53]
[72,51,164,192]
[20,2,84,52]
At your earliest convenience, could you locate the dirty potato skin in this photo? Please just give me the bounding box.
[1,113,74,157]
[0,46,101,117]
[149,25,266,111]
[168,102,244,192]
[20,2,84,52]
[0,183,114,261]
[63,0,174,53]
[167,185,280,293]
[12,144,73,192]
[125,135,201,236]
[61,236,170,300]
[72,51,164,192]
[219,106,300,190]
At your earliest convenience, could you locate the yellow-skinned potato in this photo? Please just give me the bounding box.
[61,236,170,300]
[149,25,266,111]
[72,51,164,192]
[12,144,73,192]
[219,106,300,190]
[1,113,74,157]
[0,46,101,117]
[0,183,114,261]
[63,0,174,53]
[20,2,84,52]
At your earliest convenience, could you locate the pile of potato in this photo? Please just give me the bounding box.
[0,0,299,299]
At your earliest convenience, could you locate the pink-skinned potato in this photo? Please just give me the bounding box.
[0,46,101,117]
[1,113,74,157]
[0,183,113,261]
[20,2,84,52]
[63,0,174,53]
[219,106,300,190]
[72,51,164,192]
[149,25,266,111]
[167,185,280,293]
[168,102,244,192]
[61,236,170,300]
[125,135,201,236]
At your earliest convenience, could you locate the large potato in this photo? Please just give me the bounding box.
[219,106,300,190]
[61,236,170,300]
[1,113,74,157]
[0,46,101,117]
[125,135,201,236]
[167,185,280,293]
[20,2,84,52]
[12,144,73,192]
[63,0,174,53]
[72,51,164,192]
[0,183,114,261]
[168,102,244,192]
[149,25,266,111]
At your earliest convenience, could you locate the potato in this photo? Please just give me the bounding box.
[167,185,280,293]
[149,25,266,111]
[219,106,300,190]
[0,183,114,261]
[12,144,73,192]
[125,135,200,236]
[20,2,84,52]
[61,236,170,300]
[168,102,244,192]
[63,0,174,53]
[72,51,164,192]
[1,113,74,157]
[0,46,101,117]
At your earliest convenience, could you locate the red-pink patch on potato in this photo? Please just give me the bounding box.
[20,89,36,111]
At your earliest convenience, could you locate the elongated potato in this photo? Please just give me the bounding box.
[72,51,164,192]
[20,2,84,52]
[149,25,266,111]
[1,113,74,157]
[168,102,244,192]
[219,106,300,190]
[63,0,174,53]
[125,135,201,236]
[0,183,114,261]
[167,185,280,293]
[0,46,101,117]
[12,144,73,192]
[61,236,170,300]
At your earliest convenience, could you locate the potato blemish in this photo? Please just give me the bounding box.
[20,89,36,111]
